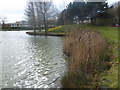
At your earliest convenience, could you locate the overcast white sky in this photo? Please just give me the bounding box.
[0,0,119,23]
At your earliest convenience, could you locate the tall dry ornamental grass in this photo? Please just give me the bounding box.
[64,26,110,75]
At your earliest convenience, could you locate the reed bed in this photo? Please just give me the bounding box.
[62,26,112,88]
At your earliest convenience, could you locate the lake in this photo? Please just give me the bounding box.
[0,31,66,88]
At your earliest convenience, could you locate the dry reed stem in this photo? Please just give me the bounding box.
[64,27,109,75]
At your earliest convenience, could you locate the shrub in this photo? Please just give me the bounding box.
[48,26,64,32]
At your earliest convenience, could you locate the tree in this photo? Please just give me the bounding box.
[0,15,7,24]
[0,15,8,30]
[35,2,43,31]
[25,2,36,32]
[58,0,109,25]
[25,0,56,35]
[57,9,67,25]
[59,1,88,25]
[35,0,55,35]
[118,2,120,24]
[86,1,108,25]
[108,2,120,25]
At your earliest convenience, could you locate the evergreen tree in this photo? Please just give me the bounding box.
[58,0,109,25]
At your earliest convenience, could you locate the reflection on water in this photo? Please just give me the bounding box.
[1,31,66,88]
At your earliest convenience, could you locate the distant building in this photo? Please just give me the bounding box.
[1,20,31,30]
[10,20,30,27]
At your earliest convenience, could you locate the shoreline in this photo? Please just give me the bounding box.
[26,32,65,36]
[61,25,118,88]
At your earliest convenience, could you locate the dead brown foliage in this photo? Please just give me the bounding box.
[64,26,110,75]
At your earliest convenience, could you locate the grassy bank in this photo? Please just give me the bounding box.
[26,26,65,36]
[91,26,118,88]
[51,24,118,88]
[62,26,113,88]
[81,25,118,88]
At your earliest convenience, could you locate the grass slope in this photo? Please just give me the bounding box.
[52,24,118,88]
[92,26,118,88]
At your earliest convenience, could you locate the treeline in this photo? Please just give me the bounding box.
[58,0,119,26]
[25,0,119,33]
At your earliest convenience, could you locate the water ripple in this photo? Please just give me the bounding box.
[1,31,67,88]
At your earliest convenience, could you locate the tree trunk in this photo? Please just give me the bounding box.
[33,26,36,33]
[39,24,41,32]
[91,18,94,25]
[43,15,47,36]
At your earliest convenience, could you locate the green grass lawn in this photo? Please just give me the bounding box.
[92,26,118,88]
[51,24,119,88]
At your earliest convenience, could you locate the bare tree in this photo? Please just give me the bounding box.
[25,0,58,35]
[0,15,7,24]
[34,2,43,31]
[0,15,8,30]
[25,2,36,32]
[36,0,55,35]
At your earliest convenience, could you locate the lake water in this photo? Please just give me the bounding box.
[0,31,66,88]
